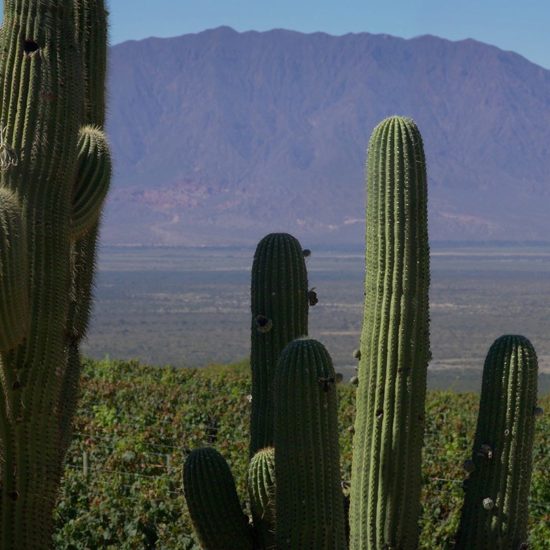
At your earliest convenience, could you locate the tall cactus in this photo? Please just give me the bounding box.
[456,335,539,549]
[250,232,309,455]
[350,116,430,549]
[274,338,346,550]
[0,1,110,546]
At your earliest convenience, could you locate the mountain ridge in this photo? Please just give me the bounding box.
[103,27,550,246]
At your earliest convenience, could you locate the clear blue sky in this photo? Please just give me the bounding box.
[1,1,548,68]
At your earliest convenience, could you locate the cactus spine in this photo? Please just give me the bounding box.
[350,116,430,549]
[250,232,309,456]
[456,335,539,549]
[274,338,346,549]
[0,1,110,546]
[183,448,253,550]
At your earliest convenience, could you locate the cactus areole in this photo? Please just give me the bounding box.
[0,1,110,547]
[350,116,430,550]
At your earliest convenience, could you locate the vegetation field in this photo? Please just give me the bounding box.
[54,359,550,549]
[82,243,550,392]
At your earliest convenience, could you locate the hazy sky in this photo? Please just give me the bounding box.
[1,1,548,68]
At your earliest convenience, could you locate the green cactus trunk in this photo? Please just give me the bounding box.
[62,0,110,460]
[183,448,253,550]
[250,233,309,456]
[274,338,347,550]
[456,335,539,549]
[68,0,109,342]
[0,1,109,546]
[349,116,430,550]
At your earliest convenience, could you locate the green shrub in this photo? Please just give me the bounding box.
[54,359,549,548]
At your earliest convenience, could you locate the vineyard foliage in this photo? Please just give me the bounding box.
[54,358,550,549]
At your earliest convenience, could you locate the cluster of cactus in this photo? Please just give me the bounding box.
[184,233,346,549]
[0,2,541,547]
[184,116,542,549]
[0,1,110,547]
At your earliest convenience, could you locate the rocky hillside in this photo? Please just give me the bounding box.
[104,27,550,245]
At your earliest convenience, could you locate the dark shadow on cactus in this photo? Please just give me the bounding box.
[23,40,39,54]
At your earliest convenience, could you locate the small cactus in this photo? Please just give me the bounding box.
[248,447,276,549]
[183,448,253,550]
[274,338,347,549]
[456,335,539,549]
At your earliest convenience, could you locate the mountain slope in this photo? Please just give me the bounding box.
[105,27,550,245]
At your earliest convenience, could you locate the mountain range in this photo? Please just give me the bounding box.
[104,27,550,246]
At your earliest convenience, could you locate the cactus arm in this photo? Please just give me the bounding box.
[274,338,347,549]
[248,447,276,549]
[66,0,108,340]
[249,233,309,456]
[183,448,253,550]
[71,125,111,240]
[350,116,430,550]
[456,335,539,549]
[60,0,110,458]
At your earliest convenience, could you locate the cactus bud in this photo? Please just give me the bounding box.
[255,315,273,334]
[477,444,493,460]
[307,288,318,306]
